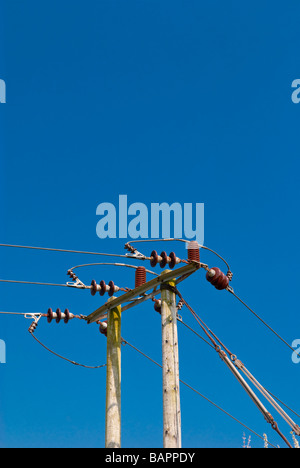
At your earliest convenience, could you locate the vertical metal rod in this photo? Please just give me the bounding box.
[160,271,182,448]
[105,297,122,448]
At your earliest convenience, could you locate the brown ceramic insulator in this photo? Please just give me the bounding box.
[64,309,70,324]
[169,252,177,269]
[99,280,106,296]
[215,274,229,290]
[206,267,229,290]
[160,251,168,268]
[207,267,222,285]
[108,281,115,297]
[47,308,53,324]
[187,241,200,263]
[135,267,147,288]
[154,300,161,313]
[56,308,62,324]
[99,321,107,337]
[150,250,159,267]
[90,280,98,296]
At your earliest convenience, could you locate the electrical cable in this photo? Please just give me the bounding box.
[1,312,105,369]
[0,311,43,316]
[29,331,106,369]
[174,290,298,446]
[227,288,299,357]
[0,279,69,288]
[1,240,298,444]
[177,317,215,350]
[177,310,300,422]
[121,339,278,449]
[176,303,300,422]
[0,243,148,259]
[69,262,158,276]
[125,239,231,272]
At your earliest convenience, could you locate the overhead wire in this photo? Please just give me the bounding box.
[30,332,106,369]
[124,238,232,272]
[174,289,299,447]
[0,309,106,369]
[68,262,158,276]
[177,317,215,350]
[0,243,149,259]
[227,288,299,358]
[0,279,70,288]
[121,339,278,449]
[0,311,43,316]
[1,239,298,444]
[176,310,300,421]
[0,304,289,447]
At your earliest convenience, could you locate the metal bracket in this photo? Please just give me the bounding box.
[66,279,87,289]
[24,313,43,323]
[86,262,200,324]
[125,250,146,260]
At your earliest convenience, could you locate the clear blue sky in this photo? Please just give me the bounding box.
[0,0,300,448]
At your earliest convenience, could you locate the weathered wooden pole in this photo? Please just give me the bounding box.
[160,271,182,448]
[105,297,122,448]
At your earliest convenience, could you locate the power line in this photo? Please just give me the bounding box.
[228,288,297,356]
[122,339,279,449]
[0,279,69,287]
[30,332,106,369]
[0,311,43,316]
[177,317,215,349]
[178,311,300,422]
[175,291,299,444]
[124,239,232,272]
[69,262,158,276]
[1,239,298,446]
[0,243,146,259]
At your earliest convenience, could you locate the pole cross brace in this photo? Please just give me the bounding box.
[86,262,200,324]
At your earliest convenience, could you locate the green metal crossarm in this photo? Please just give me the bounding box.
[86,262,200,324]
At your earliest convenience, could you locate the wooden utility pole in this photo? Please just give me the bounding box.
[160,271,182,448]
[105,298,122,448]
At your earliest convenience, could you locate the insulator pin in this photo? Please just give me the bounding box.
[135,267,147,288]
[206,267,229,290]
[153,299,162,313]
[99,321,107,337]
[187,241,200,263]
